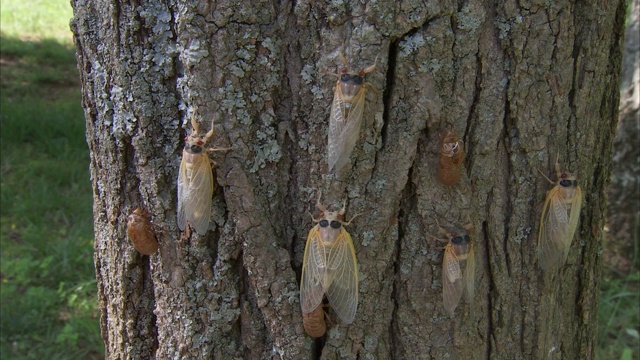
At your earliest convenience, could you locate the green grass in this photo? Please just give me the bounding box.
[597,222,640,360]
[0,0,103,358]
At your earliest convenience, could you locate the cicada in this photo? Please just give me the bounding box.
[177,117,229,235]
[302,303,327,338]
[537,156,582,270]
[437,127,465,186]
[430,220,475,316]
[127,208,159,255]
[300,192,359,328]
[327,52,376,175]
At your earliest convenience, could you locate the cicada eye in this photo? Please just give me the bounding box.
[341,66,348,73]
[451,236,465,244]
[560,173,569,179]
[330,220,342,229]
[319,220,329,228]
[184,136,188,141]
[196,140,204,146]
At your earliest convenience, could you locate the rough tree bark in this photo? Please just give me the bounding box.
[70,0,626,359]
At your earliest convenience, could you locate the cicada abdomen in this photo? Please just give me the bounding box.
[300,191,359,327]
[127,208,159,255]
[302,304,327,338]
[537,156,582,270]
[430,220,475,316]
[327,53,376,175]
[177,117,230,235]
[437,128,465,186]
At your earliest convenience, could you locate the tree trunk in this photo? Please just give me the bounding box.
[70,0,626,359]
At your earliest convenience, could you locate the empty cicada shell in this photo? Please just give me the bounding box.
[177,116,230,235]
[302,303,327,338]
[437,127,465,186]
[429,220,475,316]
[300,191,359,327]
[327,52,376,175]
[127,208,159,255]
[537,155,582,270]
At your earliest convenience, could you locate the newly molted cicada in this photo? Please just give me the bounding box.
[302,303,327,338]
[327,52,376,175]
[300,192,359,330]
[177,116,230,235]
[537,156,582,270]
[127,208,159,255]
[437,127,465,186]
[430,220,475,316]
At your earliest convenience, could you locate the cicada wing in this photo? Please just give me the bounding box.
[300,226,326,314]
[563,186,582,262]
[177,155,188,231]
[326,228,358,324]
[538,187,568,270]
[463,244,476,304]
[184,155,214,235]
[328,86,366,174]
[442,245,463,315]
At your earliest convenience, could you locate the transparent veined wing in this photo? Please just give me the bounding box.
[327,86,367,174]
[326,228,358,324]
[463,244,475,304]
[442,245,463,315]
[538,187,570,270]
[177,155,189,231]
[300,226,326,314]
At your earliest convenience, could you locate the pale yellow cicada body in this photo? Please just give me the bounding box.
[537,156,582,270]
[300,192,359,331]
[177,117,229,235]
[429,220,475,316]
[327,53,376,175]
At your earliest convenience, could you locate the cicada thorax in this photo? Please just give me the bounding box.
[302,304,327,338]
[437,128,465,186]
[337,73,365,105]
[127,208,159,255]
[557,173,580,203]
[447,234,472,275]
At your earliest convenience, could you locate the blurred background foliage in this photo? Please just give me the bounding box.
[1,0,102,358]
[0,1,637,359]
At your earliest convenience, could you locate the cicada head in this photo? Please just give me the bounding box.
[333,52,377,102]
[439,128,463,157]
[450,234,472,259]
[558,172,579,189]
[312,191,349,243]
[338,73,365,102]
[184,116,215,155]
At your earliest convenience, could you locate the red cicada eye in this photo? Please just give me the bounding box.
[359,70,365,77]
[341,67,348,73]
[184,136,188,141]
[196,140,204,146]
[560,173,568,179]
[450,232,457,237]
